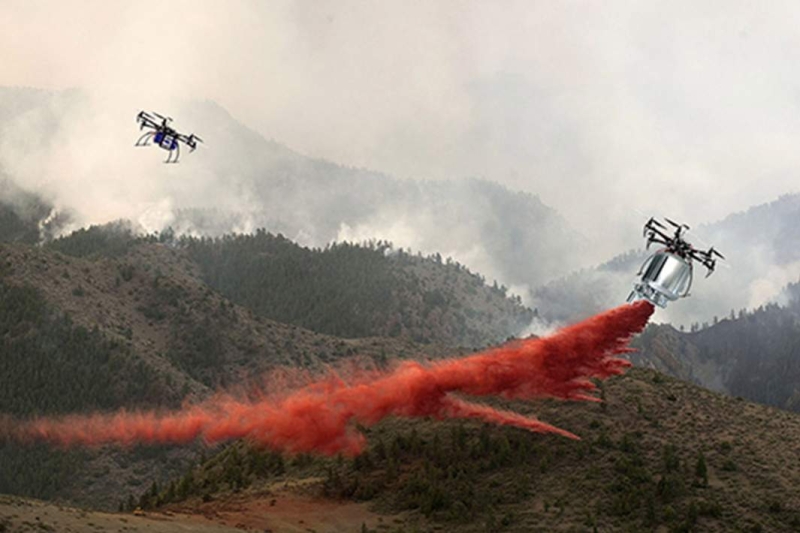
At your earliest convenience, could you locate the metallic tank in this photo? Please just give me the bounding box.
[627,251,693,308]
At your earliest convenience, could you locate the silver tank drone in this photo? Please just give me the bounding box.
[627,218,724,308]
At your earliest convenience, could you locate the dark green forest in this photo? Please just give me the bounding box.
[182,231,531,345]
[0,279,179,416]
[633,302,800,413]
[46,221,137,259]
[0,275,182,501]
[184,232,404,339]
[40,224,532,346]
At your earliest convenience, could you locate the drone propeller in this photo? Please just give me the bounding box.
[704,260,716,277]
[643,218,667,238]
[181,134,203,151]
[645,233,669,250]
[152,112,173,123]
[708,247,725,259]
[136,111,161,131]
[665,217,690,231]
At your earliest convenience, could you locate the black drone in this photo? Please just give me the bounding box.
[643,217,724,277]
[135,111,203,163]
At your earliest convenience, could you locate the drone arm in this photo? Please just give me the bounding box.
[138,118,159,131]
[175,134,195,152]
[646,236,670,249]
[648,227,673,242]
[687,248,721,276]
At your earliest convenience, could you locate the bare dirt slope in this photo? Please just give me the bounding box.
[0,495,242,533]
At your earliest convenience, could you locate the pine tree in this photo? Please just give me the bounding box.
[695,452,708,487]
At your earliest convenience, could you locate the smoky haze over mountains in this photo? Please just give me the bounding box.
[1,2,800,324]
[532,194,800,328]
[3,2,800,236]
[2,87,800,330]
[0,89,588,295]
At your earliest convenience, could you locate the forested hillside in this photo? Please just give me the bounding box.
[0,262,186,504]
[133,368,800,533]
[183,231,533,347]
[632,302,800,413]
[0,221,530,508]
[34,222,534,347]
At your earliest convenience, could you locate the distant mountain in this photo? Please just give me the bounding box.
[167,99,590,293]
[0,88,588,298]
[631,300,800,413]
[532,194,800,327]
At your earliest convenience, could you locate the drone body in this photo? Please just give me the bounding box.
[135,111,202,163]
[627,218,724,308]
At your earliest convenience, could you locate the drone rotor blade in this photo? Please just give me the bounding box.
[650,227,672,242]
[664,218,690,231]
[646,235,669,250]
[643,217,666,237]
[153,112,173,123]
[137,115,158,131]
[686,249,705,263]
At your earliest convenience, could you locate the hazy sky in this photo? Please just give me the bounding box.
[2,0,800,241]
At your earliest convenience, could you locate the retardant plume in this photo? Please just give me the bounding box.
[11,301,653,455]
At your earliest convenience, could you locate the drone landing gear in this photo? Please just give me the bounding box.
[135,132,155,147]
[164,144,180,164]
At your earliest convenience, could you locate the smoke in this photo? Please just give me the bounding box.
[533,194,800,328]
[3,2,800,251]
[3,2,799,330]
[9,302,653,455]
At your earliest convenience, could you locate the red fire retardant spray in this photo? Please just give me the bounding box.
[11,301,653,455]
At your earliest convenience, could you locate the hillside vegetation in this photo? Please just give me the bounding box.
[136,368,800,533]
[183,231,533,347]
[0,224,521,508]
[632,302,800,413]
[38,222,534,347]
